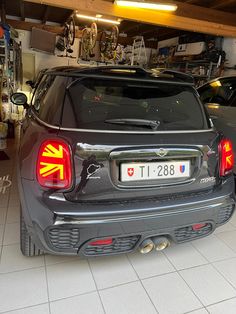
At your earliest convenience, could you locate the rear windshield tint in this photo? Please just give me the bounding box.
[62,78,206,131]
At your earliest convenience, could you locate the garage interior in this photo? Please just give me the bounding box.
[1,0,236,313]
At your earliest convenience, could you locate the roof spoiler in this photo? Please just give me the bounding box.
[84,65,148,76]
[160,70,194,84]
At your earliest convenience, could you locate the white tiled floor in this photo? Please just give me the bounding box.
[1,139,236,313]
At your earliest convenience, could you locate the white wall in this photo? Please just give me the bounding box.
[223,37,236,75]
[17,29,80,75]
[223,37,236,68]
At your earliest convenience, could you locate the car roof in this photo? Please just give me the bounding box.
[45,66,195,85]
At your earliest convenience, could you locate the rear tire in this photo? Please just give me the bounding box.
[20,209,43,257]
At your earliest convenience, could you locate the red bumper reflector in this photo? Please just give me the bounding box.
[192,223,207,231]
[90,238,113,246]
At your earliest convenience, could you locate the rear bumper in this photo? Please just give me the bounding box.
[19,177,236,256]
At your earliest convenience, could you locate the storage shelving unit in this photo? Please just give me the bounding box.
[0,25,22,147]
[160,60,220,86]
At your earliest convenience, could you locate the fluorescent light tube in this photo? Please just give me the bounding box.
[115,0,177,11]
[76,14,120,25]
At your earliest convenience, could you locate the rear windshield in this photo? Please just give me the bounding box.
[62,78,206,131]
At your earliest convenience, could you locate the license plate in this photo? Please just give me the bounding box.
[120,161,190,182]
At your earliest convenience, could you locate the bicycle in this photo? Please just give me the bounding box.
[80,22,98,60]
[100,43,125,64]
[56,16,76,57]
[99,25,119,58]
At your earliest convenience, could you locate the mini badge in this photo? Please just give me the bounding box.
[180,165,185,173]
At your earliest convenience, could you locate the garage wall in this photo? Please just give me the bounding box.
[223,38,236,75]
[17,29,236,79]
[17,29,80,75]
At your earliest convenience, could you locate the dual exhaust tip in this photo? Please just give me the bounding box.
[139,236,170,254]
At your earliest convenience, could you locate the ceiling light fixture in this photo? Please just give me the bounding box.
[76,14,120,25]
[115,0,177,11]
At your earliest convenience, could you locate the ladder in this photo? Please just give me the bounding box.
[131,36,147,66]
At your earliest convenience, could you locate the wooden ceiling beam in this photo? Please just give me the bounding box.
[20,0,25,21]
[174,1,236,26]
[1,0,6,24]
[154,29,183,41]
[63,10,74,24]
[185,0,198,3]
[140,27,158,36]
[23,0,236,37]
[210,0,236,10]
[129,24,158,37]
[42,5,50,24]
[121,23,139,34]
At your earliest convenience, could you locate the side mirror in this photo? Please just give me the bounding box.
[10,93,29,109]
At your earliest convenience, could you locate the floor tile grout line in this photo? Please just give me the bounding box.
[44,256,79,267]
[0,301,50,314]
[126,253,159,314]
[98,278,141,292]
[1,241,20,248]
[190,240,236,294]
[189,240,219,264]
[161,245,210,270]
[213,255,236,265]
[183,307,207,314]
[0,253,212,279]
[214,230,236,253]
[210,261,236,293]
[203,295,236,310]
[190,236,236,264]
[87,258,106,314]
[163,249,206,310]
[0,265,45,276]
[191,233,236,260]
[49,289,98,305]
[0,179,11,263]
[43,254,52,314]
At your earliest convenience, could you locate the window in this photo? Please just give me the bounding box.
[32,75,68,126]
[230,95,236,107]
[199,78,236,106]
[62,78,206,131]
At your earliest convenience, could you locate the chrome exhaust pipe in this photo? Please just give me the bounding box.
[152,236,170,251]
[139,238,155,254]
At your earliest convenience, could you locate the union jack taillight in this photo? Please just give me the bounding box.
[36,139,72,189]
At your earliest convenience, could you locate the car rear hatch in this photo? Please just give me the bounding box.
[57,71,219,203]
[62,131,220,202]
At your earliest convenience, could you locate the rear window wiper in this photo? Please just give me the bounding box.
[105,118,160,130]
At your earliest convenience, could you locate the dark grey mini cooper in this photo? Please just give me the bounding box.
[11,66,235,257]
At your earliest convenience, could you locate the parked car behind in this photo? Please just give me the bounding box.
[11,66,235,257]
[198,76,236,174]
